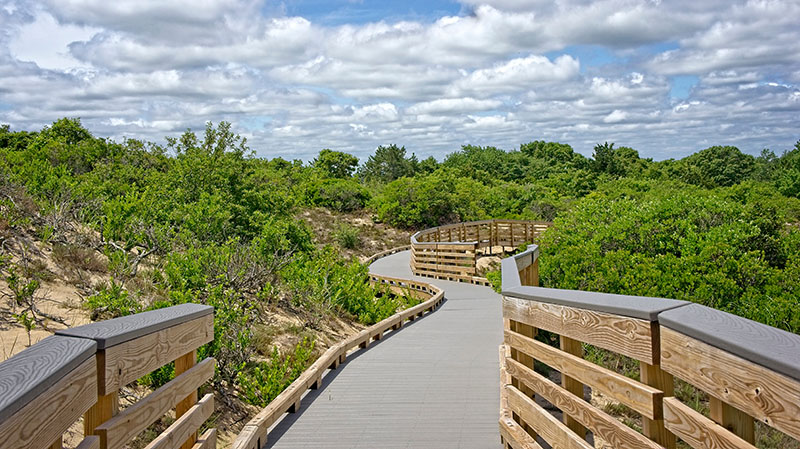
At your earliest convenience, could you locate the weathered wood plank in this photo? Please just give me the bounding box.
[658,303,800,383]
[560,335,587,438]
[506,385,594,449]
[96,358,215,449]
[84,391,119,437]
[144,394,214,449]
[661,327,800,441]
[99,314,214,394]
[0,356,97,449]
[506,358,662,449]
[75,436,100,449]
[641,360,677,448]
[190,428,217,449]
[664,397,756,449]
[175,350,198,449]
[710,397,754,444]
[57,304,213,349]
[0,335,96,422]
[503,295,658,363]
[505,329,662,419]
[499,416,545,449]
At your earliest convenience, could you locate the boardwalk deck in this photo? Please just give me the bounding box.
[265,250,503,449]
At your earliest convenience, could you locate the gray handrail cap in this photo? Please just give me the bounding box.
[659,303,800,382]
[0,335,96,423]
[502,285,687,321]
[56,303,213,349]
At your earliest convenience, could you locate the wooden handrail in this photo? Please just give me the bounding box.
[410,219,552,285]
[0,304,216,449]
[499,236,800,449]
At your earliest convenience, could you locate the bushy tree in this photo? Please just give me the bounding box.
[359,144,418,183]
[592,142,650,177]
[312,149,359,178]
[679,145,755,188]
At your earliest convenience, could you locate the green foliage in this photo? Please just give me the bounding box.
[85,281,143,320]
[359,144,418,183]
[305,178,370,212]
[679,145,756,188]
[237,338,316,407]
[280,248,407,324]
[332,223,361,249]
[312,149,358,178]
[539,180,800,333]
[592,142,650,177]
[371,170,490,228]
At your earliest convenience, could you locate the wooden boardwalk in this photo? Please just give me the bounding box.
[266,250,503,449]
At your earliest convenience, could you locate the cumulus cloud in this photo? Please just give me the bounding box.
[0,0,798,160]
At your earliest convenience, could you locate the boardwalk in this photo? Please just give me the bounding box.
[266,250,503,449]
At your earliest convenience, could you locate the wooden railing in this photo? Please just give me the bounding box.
[499,244,800,449]
[0,303,216,449]
[411,219,551,285]
[232,248,444,449]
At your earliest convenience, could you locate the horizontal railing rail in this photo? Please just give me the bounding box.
[499,244,800,449]
[410,219,552,285]
[0,303,216,449]
[232,247,445,449]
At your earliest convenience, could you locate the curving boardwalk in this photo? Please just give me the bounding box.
[265,250,503,449]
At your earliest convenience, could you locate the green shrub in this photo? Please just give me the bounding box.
[305,178,370,212]
[539,182,800,333]
[333,223,361,249]
[85,281,142,320]
[280,248,406,324]
[237,338,316,407]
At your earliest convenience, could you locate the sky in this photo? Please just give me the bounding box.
[0,0,798,162]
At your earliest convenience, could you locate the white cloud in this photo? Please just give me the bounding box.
[603,109,628,123]
[450,55,580,97]
[9,12,98,70]
[0,0,798,161]
[406,98,502,115]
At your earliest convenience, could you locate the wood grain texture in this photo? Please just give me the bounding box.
[664,397,756,449]
[99,314,213,394]
[0,335,96,422]
[0,356,97,449]
[640,360,676,448]
[506,358,662,449]
[56,303,212,349]
[658,303,800,382]
[190,428,216,449]
[96,357,215,449]
[499,416,545,449]
[144,394,213,449]
[505,329,662,419]
[503,295,657,363]
[75,436,100,449]
[506,385,594,449]
[559,335,588,438]
[175,351,198,449]
[84,391,119,437]
[710,397,754,444]
[661,327,800,441]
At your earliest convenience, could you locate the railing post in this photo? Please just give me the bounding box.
[709,397,755,444]
[560,336,588,439]
[84,391,119,445]
[640,361,676,449]
[505,319,538,440]
[176,349,198,449]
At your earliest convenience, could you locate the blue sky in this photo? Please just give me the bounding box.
[1,0,799,161]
